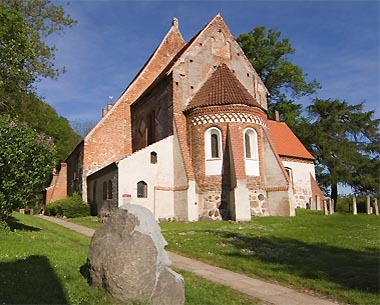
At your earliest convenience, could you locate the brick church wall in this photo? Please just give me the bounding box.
[131,76,173,152]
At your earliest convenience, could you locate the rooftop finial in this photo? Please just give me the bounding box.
[172,17,179,28]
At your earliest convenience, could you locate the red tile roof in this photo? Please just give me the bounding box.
[267,120,314,160]
[185,63,262,112]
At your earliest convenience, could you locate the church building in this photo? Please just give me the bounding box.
[45,14,324,221]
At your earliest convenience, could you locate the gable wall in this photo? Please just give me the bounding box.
[171,15,268,184]
[80,25,185,201]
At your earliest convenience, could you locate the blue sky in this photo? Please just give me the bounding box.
[37,0,379,124]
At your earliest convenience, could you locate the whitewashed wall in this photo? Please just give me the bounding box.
[118,135,190,220]
[282,160,315,208]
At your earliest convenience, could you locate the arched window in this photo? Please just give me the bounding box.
[93,181,97,201]
[137,181,148,198]
[150,151,157,164]
[108,180,113,199]
[102,182,107,200]
[244,128,258,160]
[205,127,223,175]
[205,127,222,160]
[285,167,293,183]
[211,134,220,158]
[244,128,260,176]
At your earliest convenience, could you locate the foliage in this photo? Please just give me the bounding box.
[16,93,81,161]
[0,0,76,109]
[336,195,368,213]
[1,213,257,305]
[0,1,79,161]
[299,98,380,204]
[161,210,379,305]
[45,193,90,218]
[0,115,56,220]
[237,26,320,126]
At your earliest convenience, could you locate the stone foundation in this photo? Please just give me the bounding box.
[249,190,269,216]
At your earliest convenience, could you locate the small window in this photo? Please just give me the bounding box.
[150,151,157,164]
[102,182,107,200]
[137,181,148,198]
[108,180,113,199]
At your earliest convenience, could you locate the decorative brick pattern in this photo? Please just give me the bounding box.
[191,112,267,127]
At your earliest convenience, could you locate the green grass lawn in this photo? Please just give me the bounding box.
[160,210,380,305]
[0,213,256,305]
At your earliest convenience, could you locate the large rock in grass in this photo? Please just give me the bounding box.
[87,205,185,305]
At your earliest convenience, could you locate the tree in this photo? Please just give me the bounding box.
[0,115,57,220]
[17,93,81,161]
[237,26,320,127]
[300,99,380,208]
[0,1,80,161]
[0,0,76,111]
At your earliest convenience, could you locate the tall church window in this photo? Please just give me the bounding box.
[108,180,113,199]
[205,127,222,160]
[93,181,97,201]
[102,182,107,200]
[211,134,220,158]
[205,127,223,175]
[147,111,155,145]
[244,128,258,160]
[244,128,260,176]
[137,181,148,198]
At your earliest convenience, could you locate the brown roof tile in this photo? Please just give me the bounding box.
[268,120,314,160]
[185,63,262,112]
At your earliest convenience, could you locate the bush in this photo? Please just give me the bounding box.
[45,193,90,218]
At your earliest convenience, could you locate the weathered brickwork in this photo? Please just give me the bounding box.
[131,76,173,152]
[45,163,67,205]
[66,141,84,196]
[45,14,324,220]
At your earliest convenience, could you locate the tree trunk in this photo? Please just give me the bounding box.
[331,184,338,212]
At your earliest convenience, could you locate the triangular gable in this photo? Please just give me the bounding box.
[167,14,269,100]
[85,19,185,140]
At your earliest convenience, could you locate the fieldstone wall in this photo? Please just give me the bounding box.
[249,190,269,216]
[199,191,223,220]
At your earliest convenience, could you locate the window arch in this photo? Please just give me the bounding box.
[205,127,222,160]
[204,127,223,175]
[108,180,113,199]
[244,128,260,176]
[137,181,148,198]
[244,128,258,160]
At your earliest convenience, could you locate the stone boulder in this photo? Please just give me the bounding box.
[87,205,185,305]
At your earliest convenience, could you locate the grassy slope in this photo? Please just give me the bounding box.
[160,210,380,305]
[0,213,256,305]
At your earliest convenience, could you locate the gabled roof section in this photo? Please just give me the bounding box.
[268,120,314,160]
[184,63,262,112]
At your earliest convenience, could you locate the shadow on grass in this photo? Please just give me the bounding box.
[219,231,379,294]
[6,215,41,232]
[0,255,67,304]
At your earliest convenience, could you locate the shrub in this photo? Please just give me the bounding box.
[45,193,90,218]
